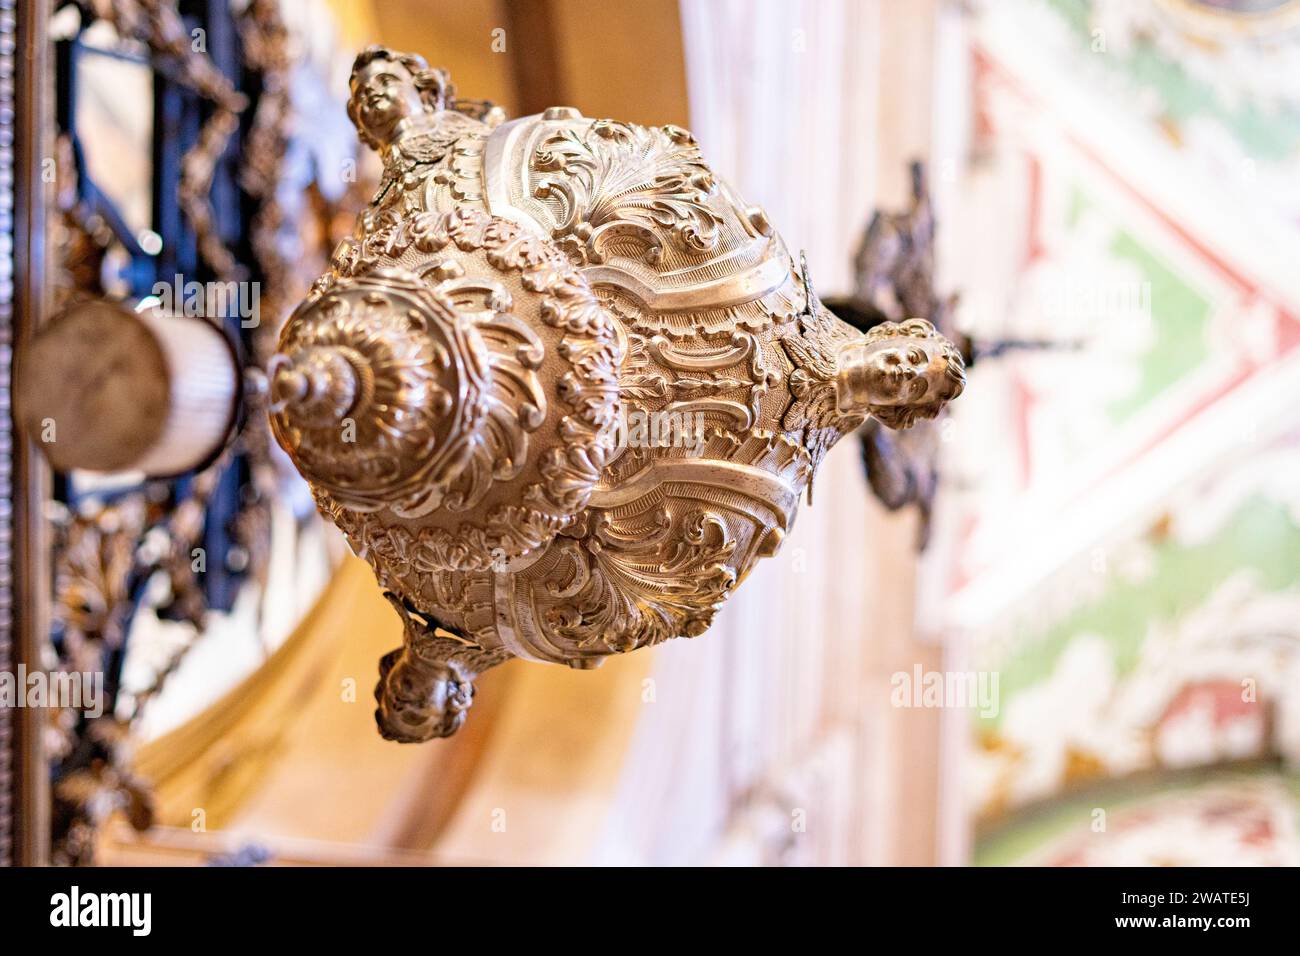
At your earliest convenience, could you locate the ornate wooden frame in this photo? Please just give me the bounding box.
[4,0,52,867]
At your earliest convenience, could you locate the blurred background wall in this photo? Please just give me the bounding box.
[939,0,1300,867]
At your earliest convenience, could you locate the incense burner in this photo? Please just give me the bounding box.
[268,47,965,741]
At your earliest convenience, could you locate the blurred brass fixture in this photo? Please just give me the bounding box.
[269,47,966,741]
[826,161,1071,548]
[16,298,240,477]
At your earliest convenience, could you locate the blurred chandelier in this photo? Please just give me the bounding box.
[261,46,966,740]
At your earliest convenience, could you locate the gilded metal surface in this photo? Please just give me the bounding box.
[270,47,966,741]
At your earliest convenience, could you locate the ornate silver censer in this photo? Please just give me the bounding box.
[267,47,966,741]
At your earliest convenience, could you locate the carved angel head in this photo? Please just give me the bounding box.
[347,45,452,150]
[837,318,965,429]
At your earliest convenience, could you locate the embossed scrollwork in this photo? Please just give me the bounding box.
[533,121,724,266]
[542,508,738,654]
[273,207,623,572]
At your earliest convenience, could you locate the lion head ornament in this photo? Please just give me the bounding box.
[268,47,965,741]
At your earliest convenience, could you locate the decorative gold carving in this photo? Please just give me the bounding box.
[532,120,723,266]
[269,48,968,741]
[275,205,623,575]
[543,508,738,654]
